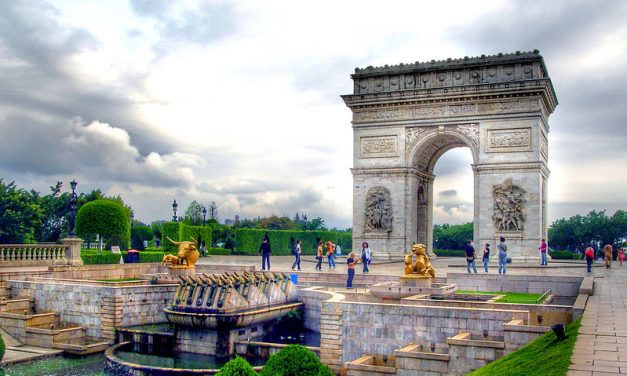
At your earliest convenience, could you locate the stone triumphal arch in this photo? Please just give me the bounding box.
[342,51,558,260]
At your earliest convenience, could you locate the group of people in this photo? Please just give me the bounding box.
[583,243,625,272]
[257,237,372,289]
[464,237,513,274]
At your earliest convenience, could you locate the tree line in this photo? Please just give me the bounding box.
[0,179,346,250]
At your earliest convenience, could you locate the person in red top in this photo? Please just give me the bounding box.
[346,252,360,289]
[539,239,548,266]
[618,247,625,267]
[585,245,595,273]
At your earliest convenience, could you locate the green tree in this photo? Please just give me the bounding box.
[259,344,333,376]
[216,356,256,376]
[433,222,474,250]
[151,221,164,243]
[131,224,153,250]
[548,210,626,251]
[183,200,204,226]
[76,199,130,252]
[0,179,44,243]
[259,215,297,230]
[35,181,69,242]
[303,217,327,231]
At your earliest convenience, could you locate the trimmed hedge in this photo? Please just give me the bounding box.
[206,247,230,255]
[234,229,352,256]
[81,251,123,265]
[81,250,171,264]
[433,249,466,257]
[162,222,212,253]
[0,328,5,361]
[549,250,579,260]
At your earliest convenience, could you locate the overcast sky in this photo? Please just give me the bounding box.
[0,0,625,229]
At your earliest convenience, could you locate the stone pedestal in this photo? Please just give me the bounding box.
[399,275,432,288]
[168,266,196,279]
[62,237,84,266]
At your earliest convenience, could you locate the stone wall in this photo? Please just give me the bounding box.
[445,272,582,297]
[8,280,177,341]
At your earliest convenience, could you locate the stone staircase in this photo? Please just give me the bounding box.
[0,283,109,355]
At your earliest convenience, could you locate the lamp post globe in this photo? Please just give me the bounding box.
[202,206,207,226]
[172,199,178,222]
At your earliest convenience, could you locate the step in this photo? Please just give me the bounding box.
[0,298,33,313]
[53,337,110,355]
[25,324,84,348]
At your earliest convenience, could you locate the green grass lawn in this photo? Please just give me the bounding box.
[456,290,544,304]
[468,318,581,376]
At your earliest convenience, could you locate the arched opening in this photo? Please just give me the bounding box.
[409,130,478,255]
[432,148,474,226]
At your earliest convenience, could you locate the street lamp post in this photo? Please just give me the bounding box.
[172,199,178,222]
[68,179,78,237]
[202,206,207,226]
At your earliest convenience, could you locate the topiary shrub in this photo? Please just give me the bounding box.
[0,331,5,361]
[216,356,257,376]
[259,344,333,376]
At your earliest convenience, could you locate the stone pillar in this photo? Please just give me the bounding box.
[62,237,84,266]
[319,303,344,374]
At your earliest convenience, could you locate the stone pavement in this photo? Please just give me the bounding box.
[569,265,627,375]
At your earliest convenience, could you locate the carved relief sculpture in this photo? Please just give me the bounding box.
[365,187,393,232]
[492,178,528,231]
[360,136,398,157]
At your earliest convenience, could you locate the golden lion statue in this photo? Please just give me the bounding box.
[165,236,200,268]
[404,243,435,280]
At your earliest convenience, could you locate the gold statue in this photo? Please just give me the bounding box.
[162,254,181,266]
[165,236,200,268]
[404,243,435,280]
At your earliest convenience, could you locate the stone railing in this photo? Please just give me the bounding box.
[0,238,83,267]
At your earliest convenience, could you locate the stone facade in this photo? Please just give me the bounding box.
[8,280,177,341]
[343,51,558,259]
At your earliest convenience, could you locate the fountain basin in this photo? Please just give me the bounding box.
[164,302,304,329]
[105,342,264,375]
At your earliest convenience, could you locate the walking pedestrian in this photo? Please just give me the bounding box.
[498,237,508,274]
[618,247,624,267]
[200,240,207,257]
[258,236,271,271]
[346,252,360,289]
[291,240,302,271]
[361,242,371,274]
[464,240,477,274]
[483,243,490,273]
[539,239,548,266]
[604,243,613,269]
[326,241,336,270]
[315,241,323,271]
[585,245,594,273]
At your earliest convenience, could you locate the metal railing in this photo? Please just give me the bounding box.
[536,289,552,304]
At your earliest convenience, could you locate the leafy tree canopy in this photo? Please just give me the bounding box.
[76,199,130,248]
[0,179,44,243]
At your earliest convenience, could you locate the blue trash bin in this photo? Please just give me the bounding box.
[290,273,298,285]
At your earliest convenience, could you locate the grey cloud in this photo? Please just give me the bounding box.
[432,147,473,176]
[0,2,174,156]
[438,190,457,198]
[130,0,240,53]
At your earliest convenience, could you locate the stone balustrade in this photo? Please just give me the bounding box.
[0,237,83,267]
[0,244,67,265]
